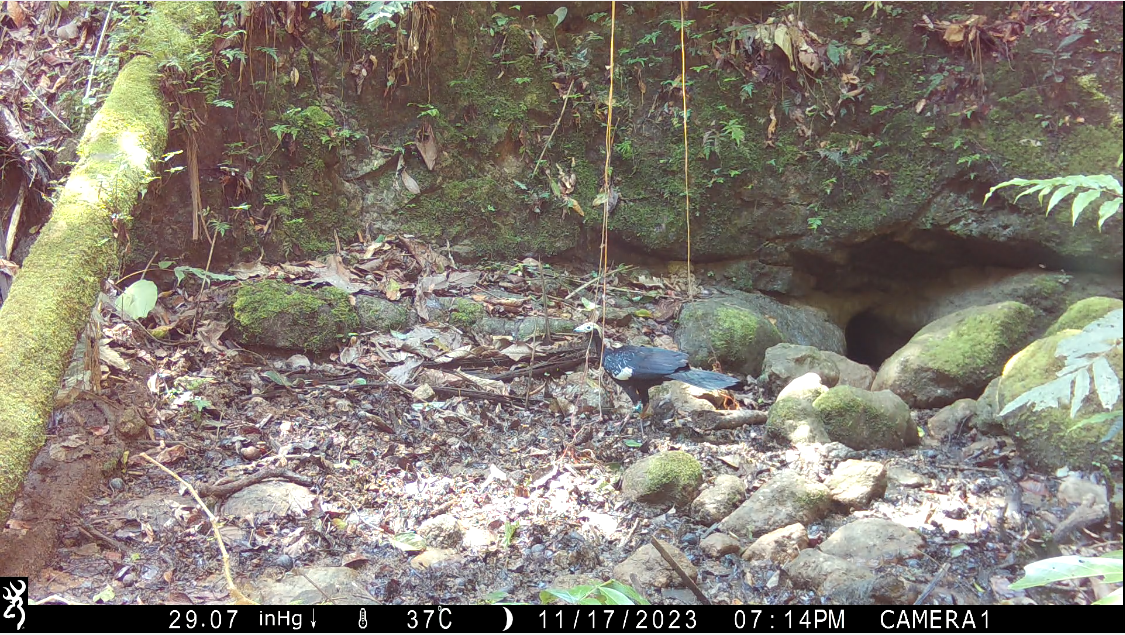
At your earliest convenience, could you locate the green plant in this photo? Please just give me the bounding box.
[1011,550,1122,605]
[999,308,1122,441]
[807,216,824,231]
[501,521,518,548]
[721,118,746,147]
[540,580,649,605]
[984,164,1123,231]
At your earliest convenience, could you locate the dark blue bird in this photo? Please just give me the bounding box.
[574,322,742,415]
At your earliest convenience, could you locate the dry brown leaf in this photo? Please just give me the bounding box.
[943,24,965,45]
[401,169,421,194]
[6,1,27,28]
[915,98,927,114]
[290,66,300,87]
[416,123,439,171]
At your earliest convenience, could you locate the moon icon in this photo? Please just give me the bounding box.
[502,607,514,632]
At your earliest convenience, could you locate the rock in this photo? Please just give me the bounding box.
[971,377,1005,435]
[886,465,927,488]
[822,351,876,390]
[719,470,830,538]
[1044,296,1122,337]
[410,548,460,570]
[813,385,918,450]
[700,533,741,558]
[249,566,371,604]
[355,296,411,332]
[418,514,464,549]
[449,298,486,329]
[459,526,495,551]
[784,549,873,598]
[819,519,923,563]
[603,307,634,326]
[926,398,977,440]
[741,523,807,564]
[116,406,148,438]
[222,482,315,518]
[676,299,783,376]
[723,260,816,296]
[231,280,358,353]
[872,301,1037,408]
[690,475,746,524]
[766,373,831,444]
[676,292,846,376]
[1058,474,1109,508]
[825,460,887,509]
[515,317,579,341]
[412,384,436,401]
[649,381,719,416]
[759,344,840,395]
[997,309,1123,471]
[824,574,919,605]
[613,540,697,590]
[621,451,703,506]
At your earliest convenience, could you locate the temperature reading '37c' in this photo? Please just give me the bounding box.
[407,607,453,630]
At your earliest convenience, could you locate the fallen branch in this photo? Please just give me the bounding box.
[690,408,767,430]
[198,467,313,498]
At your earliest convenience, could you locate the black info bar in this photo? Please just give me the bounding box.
[8,604,1098,633]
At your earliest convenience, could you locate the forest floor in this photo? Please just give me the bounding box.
[11,238,1115,607]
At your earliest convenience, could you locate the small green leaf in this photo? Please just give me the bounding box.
[117,279,159,320]
[1010,555,1123,590]
[263,370,294,387]
[1045,184,1077,213]
[623,439,642,448]
[1096,198,1122,229]
[389,531,427,552]
[550,6,567,27]
[1069,189,1102,225]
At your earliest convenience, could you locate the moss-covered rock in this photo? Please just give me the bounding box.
[1045,296,1124,337]
[998,323,1123,471]
[766,373,832,446]
[676,301,783,376]
[813,385,917,451]
[872,301,1037,408]
[231,280,357,352]
[620,450,703,506]
[355,296,411,333]
[449,298,486,330]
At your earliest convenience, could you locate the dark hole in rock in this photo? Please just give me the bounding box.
[844,309,915,369]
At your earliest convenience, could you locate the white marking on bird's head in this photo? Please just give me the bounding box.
[612,367,633,380]
[574,322,600,334]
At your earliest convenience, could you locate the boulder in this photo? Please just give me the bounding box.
[872,301,1037,408]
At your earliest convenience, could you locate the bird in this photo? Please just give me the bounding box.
[574,321,742,421]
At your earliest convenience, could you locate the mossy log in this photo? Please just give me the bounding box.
[0,2,217,527]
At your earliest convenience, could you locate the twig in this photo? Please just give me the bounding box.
[139,453,256,604]
[17,76,73,133]
[650,537,710,604]
[530,79,575,178]
[4,183,26,260]
[913,562,950,605]
[84,2,116,101]
[563,264,630,301]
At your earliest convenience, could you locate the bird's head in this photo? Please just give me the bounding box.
[573,322,602,336]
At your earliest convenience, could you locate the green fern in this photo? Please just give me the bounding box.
[984,166,1122,230]
[1000,309,1122,435]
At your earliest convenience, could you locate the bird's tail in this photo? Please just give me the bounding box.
[670,369,741,391]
